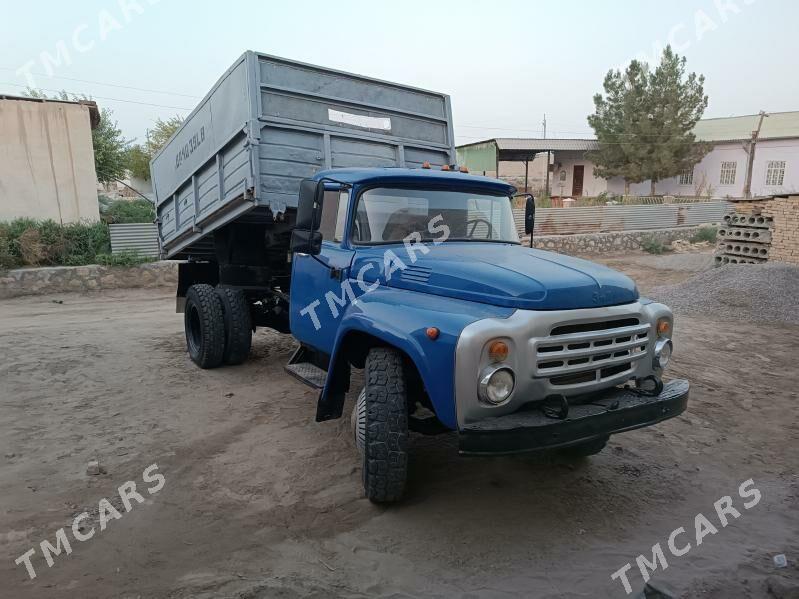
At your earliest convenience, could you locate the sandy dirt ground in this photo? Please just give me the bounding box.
[1,250,797,598]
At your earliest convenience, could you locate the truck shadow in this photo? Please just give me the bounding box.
[399,429,686,532]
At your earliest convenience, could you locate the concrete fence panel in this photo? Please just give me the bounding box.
[513,201,733,236]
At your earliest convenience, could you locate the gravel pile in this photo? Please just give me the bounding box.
[649,262,799,325]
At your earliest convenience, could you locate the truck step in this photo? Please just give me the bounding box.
[285,362,327,389]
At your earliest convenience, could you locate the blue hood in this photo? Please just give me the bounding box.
[353,243,638,310]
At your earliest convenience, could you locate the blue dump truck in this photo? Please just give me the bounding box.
[151,52,689,502]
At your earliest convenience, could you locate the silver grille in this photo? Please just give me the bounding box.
[531,320,650,386]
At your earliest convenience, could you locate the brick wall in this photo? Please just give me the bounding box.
[733,195,799,264]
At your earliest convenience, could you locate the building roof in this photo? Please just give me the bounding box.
[692,111,799,142]
[458,138,600,152]
[496,138,600,152]
[0,94,101,129]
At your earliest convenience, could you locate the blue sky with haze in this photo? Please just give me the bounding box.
[1,0,795,145]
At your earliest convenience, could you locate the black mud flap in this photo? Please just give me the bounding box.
[176,262,218,312]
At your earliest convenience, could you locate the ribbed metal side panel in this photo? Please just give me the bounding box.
[152,51,456,259]
[109,223,160,257]
[514,201,734,236]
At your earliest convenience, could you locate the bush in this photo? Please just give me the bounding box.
[690,226,718,243]
[0,219,111,268]
[95,251,155,267]
[0,228,15,271]
[18,228,45,265]
[641,235,666,254]
[99,197,155,224]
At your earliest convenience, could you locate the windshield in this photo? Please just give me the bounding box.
[352,187,519,244]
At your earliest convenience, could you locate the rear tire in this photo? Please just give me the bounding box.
[215,287,252,365]
[184,284,225,369]
[559,435,609,458]
[361,347,409,503]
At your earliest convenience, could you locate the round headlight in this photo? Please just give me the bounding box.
[654,338,673,370]
[479,367,515,405]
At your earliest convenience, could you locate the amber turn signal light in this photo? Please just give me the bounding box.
[487,340,509,362]
[426,327,440,340]
[657,318,671,335]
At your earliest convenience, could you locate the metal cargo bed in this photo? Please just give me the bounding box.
[151,51,456,259]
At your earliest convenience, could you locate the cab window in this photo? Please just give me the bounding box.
[318,191,349,242]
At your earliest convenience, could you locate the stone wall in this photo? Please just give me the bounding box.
[1,228,712,298]
[523,226,708,254]
[0,261,178,299]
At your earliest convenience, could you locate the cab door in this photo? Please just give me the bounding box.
[289,189,353,354]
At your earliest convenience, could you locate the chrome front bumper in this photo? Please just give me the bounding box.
[454,301,673,428]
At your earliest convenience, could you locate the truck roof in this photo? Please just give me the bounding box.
[313,167,517,195]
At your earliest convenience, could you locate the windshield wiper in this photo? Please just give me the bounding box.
[443,238,521,244]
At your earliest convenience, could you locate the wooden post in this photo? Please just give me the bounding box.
[545,151,551,197]
[743,110,768,199]
[524,158,529,192]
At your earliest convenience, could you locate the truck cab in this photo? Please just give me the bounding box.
[279,167,689,502]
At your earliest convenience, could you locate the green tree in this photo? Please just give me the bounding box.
[92,107,131,183]
[128,116,183,181]
[587,61,649,195]
[23,88,131,183]
[587,46,711,196]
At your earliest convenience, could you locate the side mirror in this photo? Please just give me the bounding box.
[524,195,536,236]
[292,178,326,256]
[296,179,326,231]
[290,228,323,255]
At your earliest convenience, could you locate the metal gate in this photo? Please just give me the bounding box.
[109,223,160,257]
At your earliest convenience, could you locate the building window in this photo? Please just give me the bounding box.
[679,169,694,185]
[719,161,737,186]
[765,161,786,186]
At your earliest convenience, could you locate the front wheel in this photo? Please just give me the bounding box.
[357,347,409,503]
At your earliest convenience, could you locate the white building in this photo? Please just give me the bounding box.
[0,95,101,223]
[457,111,799,199]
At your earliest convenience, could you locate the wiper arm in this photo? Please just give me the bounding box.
[443,238,521,244]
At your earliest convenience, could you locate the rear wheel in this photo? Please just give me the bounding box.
[215,287,252,365]
[358,347,409,503]
[184,284,225,369]
[559,435,609,458]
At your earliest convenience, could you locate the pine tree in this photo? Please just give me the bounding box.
[588,46,711,196]
[645,47,711,195]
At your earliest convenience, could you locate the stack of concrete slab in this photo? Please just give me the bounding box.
[715,213,774,265]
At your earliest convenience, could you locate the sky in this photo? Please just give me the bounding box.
[1,0,797,146]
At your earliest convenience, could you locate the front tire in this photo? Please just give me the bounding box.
[184,284,225,369]
[215,287,252,365]
[360,347,409,503]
